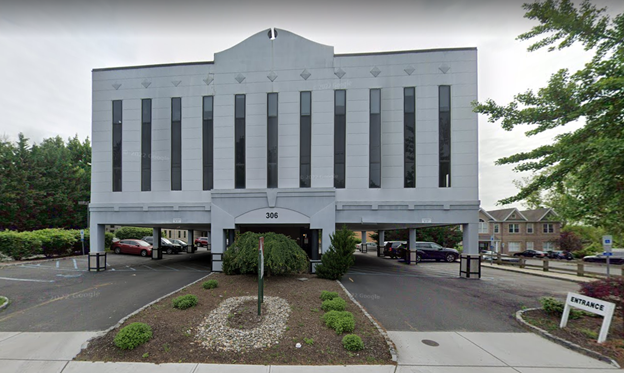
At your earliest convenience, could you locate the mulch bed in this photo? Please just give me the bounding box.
[75,273,394,365]
[522,309,624,367]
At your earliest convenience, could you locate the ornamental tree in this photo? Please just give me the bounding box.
[473,0,624,236]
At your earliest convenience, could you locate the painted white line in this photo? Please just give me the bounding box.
[111,268,116,271]
[142,265,157,271]
[178,265,202,271]
[106,262,111,267]
[0,277,55,283]
[160,265,179,271]
[125,266,136,271]
[72,259,78,269]
[56,261,59,268]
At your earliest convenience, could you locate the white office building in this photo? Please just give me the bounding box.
[89,29,479,272]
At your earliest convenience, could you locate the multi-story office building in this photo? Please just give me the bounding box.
[89,29,479,272]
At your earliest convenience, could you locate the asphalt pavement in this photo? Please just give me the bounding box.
[0,251,212,331]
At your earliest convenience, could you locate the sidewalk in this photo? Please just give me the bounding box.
[0,331,618,372]
[481,261,597,283]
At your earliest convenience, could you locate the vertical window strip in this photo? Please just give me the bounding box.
[369,89,381,188]
[300,91,311,188]
[234,94,246,189]
[267,93,278,188]
[203,96,214,190]
[334,90,346,188]
[439,85,451,187]
[112,100,122,192]
[141,99,151,191]
[171,97,182,191]
[404,87,416,188]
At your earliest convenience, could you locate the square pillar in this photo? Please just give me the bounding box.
[460,223,480,279]
[152,227,163,260]
[407,228,417,264]
[378,230,385,257]
[187,230,195,253]
[361,231,367,253]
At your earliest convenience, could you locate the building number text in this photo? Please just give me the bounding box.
[266,212,279,219]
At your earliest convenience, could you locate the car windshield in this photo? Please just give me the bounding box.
[432,243,443,249]
[176,240,187,245]
[162,238,173,244]
[137,241,151,247]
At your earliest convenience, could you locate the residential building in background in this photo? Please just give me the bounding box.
[478,207,561,254]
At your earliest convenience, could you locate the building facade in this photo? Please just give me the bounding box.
[89,29,480,271]
[478,208,561,254]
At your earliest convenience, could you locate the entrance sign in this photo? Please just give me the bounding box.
[560,292,615,343]
[258,237,265,315]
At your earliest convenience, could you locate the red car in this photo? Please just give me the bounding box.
[194,237,210,247]
[112,239,152,257]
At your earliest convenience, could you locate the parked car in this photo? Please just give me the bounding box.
[480,250,498,261]
[583,254,624,264]
[512,249,546,258]
[111,239,152,257]
[383,241,407,259]
[141,236,183,254]
[171,239,188,251]
[194,237,210,247]
[546,250,573,260]
[412,242,459,263]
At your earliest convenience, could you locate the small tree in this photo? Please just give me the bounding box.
[315,226,357,280]
[556,231,583,252]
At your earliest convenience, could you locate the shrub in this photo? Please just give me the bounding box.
[322,310,355,335]
[223,232,308,276]
[342,334,364,351]
[315,226,358,280]
[539,297,583,319]
[203,279,218,289]
[114,322,152,350]
[115,227,154,240]
[320,290,339,301]
[30,229,77,257]
[322,297,346,312]
[0,230,42,260]
[172,294,198,310]
[572,243,602,259]
[581,277,624,331]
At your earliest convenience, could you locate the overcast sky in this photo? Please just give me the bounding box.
[1,0,622,210]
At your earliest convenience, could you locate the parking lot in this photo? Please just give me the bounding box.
[0,251,212,332]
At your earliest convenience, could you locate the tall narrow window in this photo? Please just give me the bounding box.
[112,100,122,192]
[267,93,278,188]
[235,94,246,189]
[334,90,346,188]
[202,96,214,190]
[141,99,151,191]
[369,89,381,188]
[300,91,311,188]
[439,85,451,187]
[404,87,416,188]
[171,97,182,191]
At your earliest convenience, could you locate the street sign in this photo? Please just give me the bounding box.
[603,235,613,252]
[603,252,613,256]
[80,230,85,241]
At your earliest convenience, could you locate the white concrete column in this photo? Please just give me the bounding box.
[462,223,479,254]
[408,228,416,250]
[89,222,105,253]
[378,230,385,256]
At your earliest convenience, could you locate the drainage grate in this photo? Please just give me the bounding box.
[421,339,440,347]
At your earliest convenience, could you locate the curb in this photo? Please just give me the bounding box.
[336,279,398,363]
[515,308,620,368]
[482,263,595,284]
[0,296,8,310]
[78,272,214,352]
[0,254,89,268]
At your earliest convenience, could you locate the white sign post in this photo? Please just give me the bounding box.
[560,292,615,343]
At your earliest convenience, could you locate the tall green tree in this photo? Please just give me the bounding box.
[474,0,624,235]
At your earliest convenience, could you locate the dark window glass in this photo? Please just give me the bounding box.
[171,97,182,191]
[235,94,246,189]
[267,93,278,188]
[334,90,346,188]
[439,85,451,187]
[369,89,381,188]
[112,100,122,192]
[404,87,416,188]
[300,91,311,188]
[141,99,151,191]
[203,96,214,190]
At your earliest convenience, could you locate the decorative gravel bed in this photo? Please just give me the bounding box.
[76,273,394,365]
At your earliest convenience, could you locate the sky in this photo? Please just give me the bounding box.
[1,0,622,211]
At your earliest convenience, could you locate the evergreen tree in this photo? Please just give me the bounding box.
[316,226,358,280]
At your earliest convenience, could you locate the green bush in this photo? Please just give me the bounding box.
[223,232,308,276]
[321,297,346,312]
[315,226,358,280]
[105,232,114,249]
[0,230,42,260]
[539,297,583,319]
[115,227,154,240]
[203,279,218,289]
[172,294,198,310]
[342,334,364,351]
[320,290,339,301]
[572,243,602,259]
[29,229,77,257]
[322,310,355,335]
[114,322,153,350]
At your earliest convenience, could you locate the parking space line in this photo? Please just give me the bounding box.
[159,265,179,271]
[142,265,157,271]
[125,266,136,271]
[72,259,77,269]
[0,276,55,283]
[178,265,203,272]
[56,261,59,268]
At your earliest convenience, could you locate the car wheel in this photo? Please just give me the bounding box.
[166,248,173,255]
[114,247,121,254]
[140,250,147,257]
[416,254,422,263]
[446,254,456,262]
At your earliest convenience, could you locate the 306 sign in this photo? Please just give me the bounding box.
[266,212,279,219]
